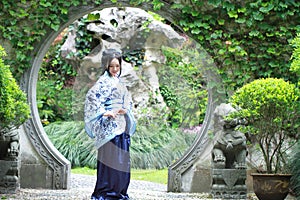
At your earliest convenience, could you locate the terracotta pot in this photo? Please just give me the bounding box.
[251,173,292,200]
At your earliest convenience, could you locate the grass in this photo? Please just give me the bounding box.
[72,166,96,176]
[72,167,168,185]
[131,168,168,185]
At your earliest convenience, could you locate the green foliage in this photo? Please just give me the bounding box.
[44,121,97,168]
[73,17,98,59]
[290,33,300,81]
[229,78,300,173]
[160,46,208,128]
[123,49,145,69]
[37,78,75,124]
[45,120,195,169]
[43,43,77,86]
[131,123,195,169]
[0,46,30,133]
[0,0,84,78]
[1,0,299,97]
[159,85,182,126]
[38,39,78,124]
[172,0,300,95]
[37,37,79,124]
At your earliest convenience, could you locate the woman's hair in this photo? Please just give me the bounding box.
[101,49,122,77]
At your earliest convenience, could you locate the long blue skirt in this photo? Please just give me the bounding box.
[91,132,130,200]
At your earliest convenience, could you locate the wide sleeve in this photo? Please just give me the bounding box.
[123,86,136,136]
[84,79,111,138]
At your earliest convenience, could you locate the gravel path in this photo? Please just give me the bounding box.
[0,173,294,200]
[0,174,211,200]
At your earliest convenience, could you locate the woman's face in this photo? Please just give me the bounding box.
[108,58,121,77]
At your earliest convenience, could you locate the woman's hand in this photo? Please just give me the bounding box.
[116,109,126,115]
[104,109,126,118]
[103,111,117,118]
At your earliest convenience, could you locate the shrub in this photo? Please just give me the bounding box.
[229,78,300,173]
[37,78,76,124]
[0,45,30,133]
[160,46,208,128]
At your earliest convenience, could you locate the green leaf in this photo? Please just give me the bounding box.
[191,28,201,34]
[253,12,264,21]
[249,30,260,37]
[235,17,246,23]
[259,4,274,13]
[50,23,60,31]
[39,1,52,7]
[152,0,164,10]
[217,19,225,25]
[237,7,246,13]
[208,0,221,7]
[191,10,199,17]
[228,10,238,18]
[60,7,68,15]
[87,13,100,21]
[218,49,226,55]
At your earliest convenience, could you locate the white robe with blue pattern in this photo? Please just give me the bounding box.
[84,71,136,149]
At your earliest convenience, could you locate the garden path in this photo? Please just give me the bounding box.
[0,173,295,200]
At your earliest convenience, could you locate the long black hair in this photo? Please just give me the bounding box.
[101,49,122,77]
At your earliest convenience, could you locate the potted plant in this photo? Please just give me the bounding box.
[228,77,300,200]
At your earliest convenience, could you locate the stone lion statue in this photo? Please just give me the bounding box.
[212,103,247,169]
[0,130,19,160]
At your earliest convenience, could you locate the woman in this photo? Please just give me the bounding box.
[84,49,136,200]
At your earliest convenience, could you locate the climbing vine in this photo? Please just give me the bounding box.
[290,33,300,80]
[170,0,300,93]
[0,0,299,94]
[0,0,99,78]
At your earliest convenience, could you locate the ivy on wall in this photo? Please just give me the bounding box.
[0,0,299,94]
[0,0,100,78]
[291,33,300,79]
[171,0,300,93]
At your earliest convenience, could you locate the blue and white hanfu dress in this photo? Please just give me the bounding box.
[84,71,136,200]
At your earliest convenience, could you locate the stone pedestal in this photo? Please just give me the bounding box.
[0,129,20,194]
[211,169,247,199]
[0,160,19,194]
[210,104,248,199]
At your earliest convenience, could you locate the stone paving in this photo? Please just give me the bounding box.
[0,174,295,200]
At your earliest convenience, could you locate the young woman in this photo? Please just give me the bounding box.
[84,49,136,200]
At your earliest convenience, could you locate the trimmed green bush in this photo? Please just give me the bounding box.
[0,45,30,133]
[229,78,300,173]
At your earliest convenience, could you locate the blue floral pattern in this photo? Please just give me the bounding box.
[84,71,136,149]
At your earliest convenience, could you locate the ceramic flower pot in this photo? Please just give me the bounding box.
[251,173,292,200]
